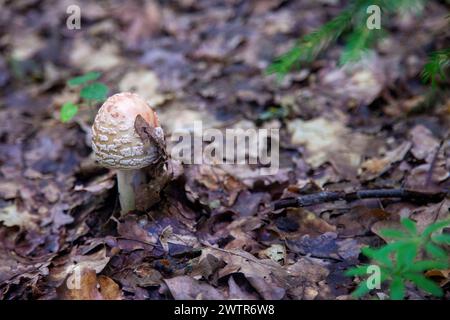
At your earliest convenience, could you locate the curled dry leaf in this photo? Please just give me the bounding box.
[425,269,450,287]
[201,247,288,300]
[49,247,111,288]
[271,208,336,240]
[59,269,122,300]
[360,141,411,181]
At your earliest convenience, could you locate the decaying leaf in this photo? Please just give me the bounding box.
[119,69,166,106]
[59,269,122,300]
[164,275,225,300]
[360,141,412,180]
[49,247,111,288]
[259,244,286,264]
[0,204,38,230]
[287,117,370,179]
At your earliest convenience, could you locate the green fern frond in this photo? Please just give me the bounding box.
[267,0,427,78]
[421,49,450,87]
[339,27,385,65]
[266,9,352,78]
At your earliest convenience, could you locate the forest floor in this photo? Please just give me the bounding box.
[0,0,449,300]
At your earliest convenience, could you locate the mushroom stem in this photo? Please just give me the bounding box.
[116,169,145,214]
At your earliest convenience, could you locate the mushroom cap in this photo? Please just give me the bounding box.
[92,92,162,169]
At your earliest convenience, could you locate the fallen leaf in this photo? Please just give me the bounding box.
[59,269,122,300]
[202,247,288,300]
[164,275,225,300]
[49,247,111,287]
[360,142,411,180]
[285,257,330,300]
[286,232,361,261]
[119,69,166,106]
[258,244,286,264]
[70,39,122,71]
[0,204,38,230]
[287,117,370,179]
[410,125,440,162]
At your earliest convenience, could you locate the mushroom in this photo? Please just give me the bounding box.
[91,92,165,214]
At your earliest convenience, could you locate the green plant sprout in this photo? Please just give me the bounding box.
[421,48,450,87]
[346,218,450,300]
[60,71,109,123]
[266,0,425,79]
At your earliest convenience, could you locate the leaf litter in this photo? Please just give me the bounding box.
[0,0,449,300]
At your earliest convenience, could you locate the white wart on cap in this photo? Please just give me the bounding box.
[92,92,161,169]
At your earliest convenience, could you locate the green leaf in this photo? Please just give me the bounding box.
[339,27,385,65]
[389,277,405,300]
[379,228,408,239]
[409,260,449,272]
[67,71,101,87]
[401,218,418,235]
[425,242,447,259]
[60,102,79,122]
[396,242,418,270]
[432,233,450,245]
[266,9,352,76]
[421,49,450,87]
[351,279,372,299]
[422,219,450,238]
[406,273,443,297]
[80,82,108,102]
[345,265,370,277]
[363,242,403,268]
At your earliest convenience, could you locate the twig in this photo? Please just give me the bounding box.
[272,188,448,210]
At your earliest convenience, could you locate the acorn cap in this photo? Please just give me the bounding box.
[92,92,162,170]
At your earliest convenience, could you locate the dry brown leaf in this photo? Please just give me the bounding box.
[119,69,166,106]
[97,275,123,300]
[201,247,288,300]
[425,269,450,286]
[410,125,440,162]
[49,247,110,287]
[285,257,330,300]
[319,54,386,106]
[360,141,412,180]
[60,269,122,300]
[0,204,38,230]
[258,244,286,264]
[287,117,370,179]
[164,275,225,300]
[70,39,122,71]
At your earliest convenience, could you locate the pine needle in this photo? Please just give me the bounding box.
[421,49,450,87]
[267,0,426,78]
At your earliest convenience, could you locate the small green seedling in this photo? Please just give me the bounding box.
[60,71,109,123]
[421,48,450,88]
[346,217,450,300]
